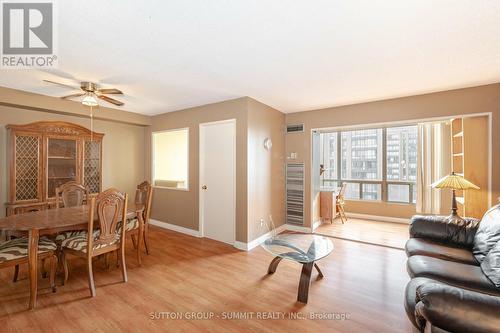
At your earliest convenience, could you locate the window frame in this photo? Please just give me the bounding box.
[151,127,190,191]
[320,126,417,204]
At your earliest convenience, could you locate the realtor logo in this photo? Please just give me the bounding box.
[1,0,57,68]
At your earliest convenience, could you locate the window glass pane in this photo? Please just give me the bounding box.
[319,132,338,185]
[322,180,338,190]
[386,126,418,181]
[152,129,189,189]
[388,184,410,203]
[412,184,417,204]
[344,182,360,200]
[362,183,381,201]
[341,129,382,180]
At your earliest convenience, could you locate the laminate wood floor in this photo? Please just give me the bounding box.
[0,226,413,333]
[315,218,410,249]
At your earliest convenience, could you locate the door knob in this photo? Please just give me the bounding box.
[202,185,208,190]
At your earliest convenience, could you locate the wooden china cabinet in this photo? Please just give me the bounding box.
[5,121,104,216]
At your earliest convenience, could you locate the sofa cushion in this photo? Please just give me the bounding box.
[481,240,500,287]
[404,277,436,330]
[473,204,500,262]
[407,255,500,296]
[405,238,478,265]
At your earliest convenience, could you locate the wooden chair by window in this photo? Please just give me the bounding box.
[336,183,347,224]
[55,181,90,208]
[1,237,57,293]
[61,188,128,297]
[123,181,153,266]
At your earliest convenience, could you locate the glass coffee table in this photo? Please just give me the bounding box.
[261,233,334,303]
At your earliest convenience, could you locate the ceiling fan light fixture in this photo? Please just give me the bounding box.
[82,93,98,107]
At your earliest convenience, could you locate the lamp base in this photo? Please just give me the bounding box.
[446,212,464,225]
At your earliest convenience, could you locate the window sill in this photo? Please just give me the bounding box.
[153,186,189,192]
[345,199,415,206]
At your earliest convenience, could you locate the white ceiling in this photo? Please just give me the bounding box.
[1,0,500,115]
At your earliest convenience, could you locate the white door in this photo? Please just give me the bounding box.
[199,119,236,244]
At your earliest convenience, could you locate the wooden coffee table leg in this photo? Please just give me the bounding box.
[267,256,283,274]
[28,229,39,310]
[314,263,324,278]
[297,262,314,303]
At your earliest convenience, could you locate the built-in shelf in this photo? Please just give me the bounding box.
[453,153,464,157]
[453,131,463,138]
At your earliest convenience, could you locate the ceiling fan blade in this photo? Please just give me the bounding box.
[97,88,123,95]
[61,92,85,100]
[97,94,124,106]
[43,79,80,90]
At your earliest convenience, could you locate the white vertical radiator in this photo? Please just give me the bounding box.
[286,163,304,225]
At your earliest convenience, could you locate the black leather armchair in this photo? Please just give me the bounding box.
[404,214,500,333]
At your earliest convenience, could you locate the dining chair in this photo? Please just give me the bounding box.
[55,182,91,242]
[9,202,50,282]
[53,181,91,280]
[55,181,90,208]
[1,237,57,293]
[336,183,348,224]
[61,188,128,297]
[127,181,153,259]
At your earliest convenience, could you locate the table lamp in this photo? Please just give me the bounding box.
[431,172,479,222]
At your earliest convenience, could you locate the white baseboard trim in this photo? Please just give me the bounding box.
[149,219,319,251]
[312,219,322,231]
[345,213,409,224]
[234,224,288,251]
[285,224,313,233]
[149,219,201,237]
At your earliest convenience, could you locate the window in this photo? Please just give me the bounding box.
[386,126,418,203]
[152,128,189,190]
[320,125,418,203]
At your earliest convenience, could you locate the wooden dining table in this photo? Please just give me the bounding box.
[0,203,144,309]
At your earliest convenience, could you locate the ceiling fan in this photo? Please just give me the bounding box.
[43,80,125,106]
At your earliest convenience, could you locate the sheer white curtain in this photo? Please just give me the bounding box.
[416,122,451,214]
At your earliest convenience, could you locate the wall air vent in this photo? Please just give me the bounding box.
[286,124,304,133]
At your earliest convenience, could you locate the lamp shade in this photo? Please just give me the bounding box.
[431,172,480,190]
[82,94,98,107]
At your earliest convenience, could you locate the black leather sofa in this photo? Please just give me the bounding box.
[404,206,500,333]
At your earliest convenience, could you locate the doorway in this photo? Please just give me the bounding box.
[199,119,236,245]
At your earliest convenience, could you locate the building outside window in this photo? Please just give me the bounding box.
[320,125,417,203]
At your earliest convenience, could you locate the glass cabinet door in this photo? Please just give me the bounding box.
[47,138,77,198]
[84,140,101,194]
[14,135,41,201]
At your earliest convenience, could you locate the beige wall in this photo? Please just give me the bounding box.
[0,105,147,218]
[0,86,150,126]
[247,98,285,241]
[148,98,249,242]
[286,83,500,226]
[149,97,286,243]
